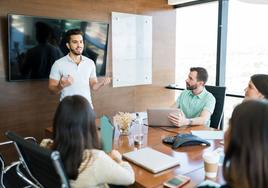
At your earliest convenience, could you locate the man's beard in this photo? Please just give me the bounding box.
[70,47,83,55]
[186,83,198,90]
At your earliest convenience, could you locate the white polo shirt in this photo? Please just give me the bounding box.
[49,55,97,107]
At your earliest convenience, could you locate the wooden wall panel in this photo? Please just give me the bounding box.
[0,0,176,160]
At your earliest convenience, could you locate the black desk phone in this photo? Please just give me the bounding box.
[162,133,210,149]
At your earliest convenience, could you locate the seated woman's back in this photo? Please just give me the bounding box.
[42,95,134,188]
[72,149,134,188]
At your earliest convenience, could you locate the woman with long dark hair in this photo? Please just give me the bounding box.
[222,100,268,188]
[198,100,268,188]
[41,95,134,187]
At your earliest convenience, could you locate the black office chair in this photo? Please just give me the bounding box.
[5,131,70,188]
[205,85,226,130]
[0,140,35,188]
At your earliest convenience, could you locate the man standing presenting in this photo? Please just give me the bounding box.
[168,67,215,127]
[48,29,110,107]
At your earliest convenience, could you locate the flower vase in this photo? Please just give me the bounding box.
[118,122,131,136]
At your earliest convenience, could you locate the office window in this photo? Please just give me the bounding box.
[223,96,243,131]
[175,2,218,88]
[226,1,268,95]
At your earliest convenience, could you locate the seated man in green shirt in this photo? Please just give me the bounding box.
[168,67,215,127]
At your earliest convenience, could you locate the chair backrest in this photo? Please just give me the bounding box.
[205,85,226,130]
[5,131,70,188]
[0,153,4,187]
[0,140,35,188]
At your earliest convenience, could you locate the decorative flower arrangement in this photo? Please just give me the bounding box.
[114,112,133,135]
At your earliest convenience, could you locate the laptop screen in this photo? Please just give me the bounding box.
[147,108,180,126]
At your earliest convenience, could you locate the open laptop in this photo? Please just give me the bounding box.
[147,108,180,127]
[123,147,180,173]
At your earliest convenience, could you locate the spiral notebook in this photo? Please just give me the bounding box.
[123,147,180,173]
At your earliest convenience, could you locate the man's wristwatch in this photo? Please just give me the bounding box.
[188,119,193,126]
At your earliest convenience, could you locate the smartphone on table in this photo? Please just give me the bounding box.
[163,175,190,188]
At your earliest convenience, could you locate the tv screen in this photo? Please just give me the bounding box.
[8,14,109,81]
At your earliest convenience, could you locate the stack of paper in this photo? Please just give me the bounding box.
[191,130,224,140]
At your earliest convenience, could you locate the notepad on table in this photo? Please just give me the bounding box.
[191,130,224,140]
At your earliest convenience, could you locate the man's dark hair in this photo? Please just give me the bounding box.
[65,29,84,43]
[190,67,208,83]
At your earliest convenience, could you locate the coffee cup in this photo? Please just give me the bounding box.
[203,151,220,178]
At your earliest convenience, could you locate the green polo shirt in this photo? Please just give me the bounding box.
[176,88,216,126]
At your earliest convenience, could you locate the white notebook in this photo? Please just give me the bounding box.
[123,147,180,173]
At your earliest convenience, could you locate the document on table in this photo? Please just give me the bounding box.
[191,130,224,140]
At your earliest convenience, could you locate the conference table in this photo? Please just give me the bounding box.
[45,124,225,188]
[113,125,224,188]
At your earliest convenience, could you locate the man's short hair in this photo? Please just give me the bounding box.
[190,67,208,83]
[65,29,84,43]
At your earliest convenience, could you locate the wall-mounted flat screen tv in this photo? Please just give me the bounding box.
[8,14,109,81]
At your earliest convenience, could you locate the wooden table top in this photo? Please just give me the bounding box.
[112,125,224,188]
[45,124,224,188]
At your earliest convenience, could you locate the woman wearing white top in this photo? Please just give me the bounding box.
[41,95,134,188]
